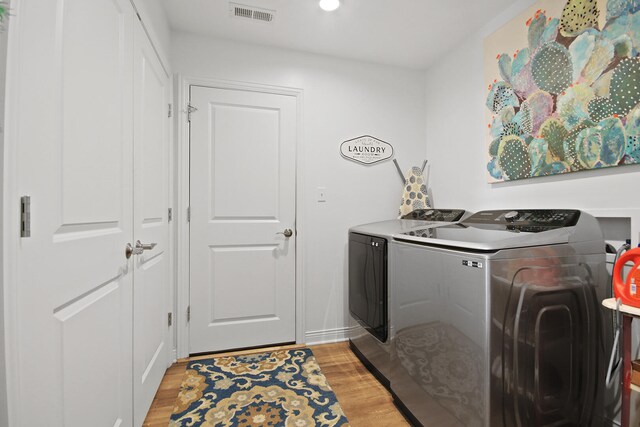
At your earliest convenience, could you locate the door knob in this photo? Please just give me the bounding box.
[125,242,142,259]
[125,241,157,259]
[135,240,157,252]
[276,228,293,237]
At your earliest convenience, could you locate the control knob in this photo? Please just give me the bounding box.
[504,210,520,222]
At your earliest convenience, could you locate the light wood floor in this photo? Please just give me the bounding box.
[143,341,410,426]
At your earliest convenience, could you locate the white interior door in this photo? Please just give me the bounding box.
[189,85,297,354]
[132,21,171,426]
[11,0,135,425]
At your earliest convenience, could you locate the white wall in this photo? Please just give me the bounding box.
[171,32,427,341]
[424,0,640,245]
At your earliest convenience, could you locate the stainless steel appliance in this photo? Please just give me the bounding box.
[348,209,470,387]
[390,209,612,427]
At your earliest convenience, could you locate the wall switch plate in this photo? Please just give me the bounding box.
[317,187,327,202]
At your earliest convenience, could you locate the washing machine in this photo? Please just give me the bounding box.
[390,209,613,427]
[348,209,471,388]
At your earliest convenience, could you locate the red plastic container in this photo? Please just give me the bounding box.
[613,248,640,307]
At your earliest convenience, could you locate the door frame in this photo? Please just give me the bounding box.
[3,2,22,425]
[175,75,305,358]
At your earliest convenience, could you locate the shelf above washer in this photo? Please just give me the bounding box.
[603,298,640,317]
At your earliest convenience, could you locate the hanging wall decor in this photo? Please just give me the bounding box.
[340,135,394,165]
[484,0,640,182]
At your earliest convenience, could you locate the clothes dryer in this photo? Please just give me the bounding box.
[348,209,471,387]
[390,209,612,427]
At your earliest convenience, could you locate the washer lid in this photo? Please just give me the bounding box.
[394,209,600,251]
[349,209,471,238]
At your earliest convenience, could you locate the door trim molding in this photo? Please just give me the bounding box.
[175,75,304,358]
[3,2,24,423]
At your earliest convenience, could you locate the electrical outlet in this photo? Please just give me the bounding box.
[317,187,327,202]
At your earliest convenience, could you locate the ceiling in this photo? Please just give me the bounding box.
[162,0,517,70]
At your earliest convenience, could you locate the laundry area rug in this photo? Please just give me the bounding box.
[169,347,351,426]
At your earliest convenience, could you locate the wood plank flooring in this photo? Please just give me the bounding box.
[143,341,410,426]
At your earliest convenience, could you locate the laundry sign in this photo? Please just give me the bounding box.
[340,135,394,165]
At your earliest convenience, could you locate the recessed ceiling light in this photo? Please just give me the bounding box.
[319,0,340,12]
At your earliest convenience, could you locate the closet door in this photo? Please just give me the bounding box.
[132,20,171,426]
[11,0,135,425]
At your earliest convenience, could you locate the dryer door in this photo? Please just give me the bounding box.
[348,233,388,342]
[501,264,598,427]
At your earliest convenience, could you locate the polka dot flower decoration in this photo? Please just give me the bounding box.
[398,167,431,218]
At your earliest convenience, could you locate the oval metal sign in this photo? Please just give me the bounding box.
[340,135,394,165]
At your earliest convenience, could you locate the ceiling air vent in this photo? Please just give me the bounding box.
[229,3,276,23]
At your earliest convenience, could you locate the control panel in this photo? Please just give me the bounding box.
[463,209,580,229]
[404,228,437,238]
[401,209,466,222]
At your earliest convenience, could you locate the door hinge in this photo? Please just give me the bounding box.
[168,207,173,222]
[187,206,191,222]
[167,312,173,327]
[187,306,191,322]
[187,103,198,122]
[168,103,173,118]
[20,196,31,238]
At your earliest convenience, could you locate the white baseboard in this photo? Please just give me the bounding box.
[304,326,351,346]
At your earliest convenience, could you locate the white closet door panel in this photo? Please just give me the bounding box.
[12,0,134,425]
[61,0,128,225]
[132,21,170,426]
[55,281,129,427]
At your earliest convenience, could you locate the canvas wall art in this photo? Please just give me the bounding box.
[484,0,640,182]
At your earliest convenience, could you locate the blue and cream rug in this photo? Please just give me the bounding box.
[169,347,351,426]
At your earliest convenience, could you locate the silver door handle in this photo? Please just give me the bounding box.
[276,228,293,237]
[125,242,143,259]
[136,240,157,252]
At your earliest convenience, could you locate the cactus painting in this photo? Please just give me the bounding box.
[0,3,7,32]
[485,0,640,182]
